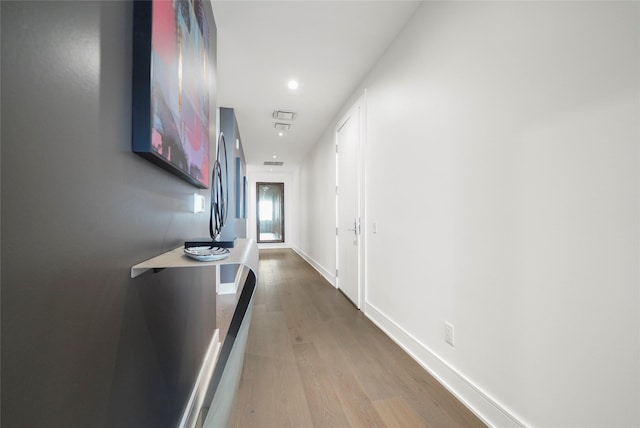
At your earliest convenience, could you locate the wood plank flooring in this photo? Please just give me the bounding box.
[228,249,486,428]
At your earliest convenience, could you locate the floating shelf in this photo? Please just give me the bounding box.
[131,238,258,279]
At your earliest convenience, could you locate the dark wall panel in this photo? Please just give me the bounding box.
[1,1,218,426]
[219,107,247,283]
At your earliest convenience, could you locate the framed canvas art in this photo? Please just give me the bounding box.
[132,0,211,188]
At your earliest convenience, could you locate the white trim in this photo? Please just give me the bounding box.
[216,260,244,294]
[218,281,237,295]
[357,92,367,310]
[361,89,369,308]
[178,329,222,428]
[291,246,336,287]
[233,264,244,289]
[257,242,291,250]
[214,265,220,294]
[335,94,366,308]
[217,263,246,295]
[364,302,527,428]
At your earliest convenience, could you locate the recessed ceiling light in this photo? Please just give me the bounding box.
[278,131,284,137]
[272,155,277,159]
[287,80,299,90]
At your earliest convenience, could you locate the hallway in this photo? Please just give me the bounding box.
[228,249,486,427]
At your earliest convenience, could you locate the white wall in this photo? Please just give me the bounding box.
[247,166,295,249]
[294,2,640,427]
[293,125,338,285]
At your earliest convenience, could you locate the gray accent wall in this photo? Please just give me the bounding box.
[2,1,219,426]
[218,107,247,284]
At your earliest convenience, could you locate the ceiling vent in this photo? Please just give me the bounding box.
[273,110,297,121]
[273,122,291,131]
[264,161,284,166]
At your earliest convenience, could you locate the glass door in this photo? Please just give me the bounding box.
[256,182,285,243]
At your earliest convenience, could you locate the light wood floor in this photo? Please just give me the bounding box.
[228,249,486,428]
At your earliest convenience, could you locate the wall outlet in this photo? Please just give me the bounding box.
[444,322,455,347]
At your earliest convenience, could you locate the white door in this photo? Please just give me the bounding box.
[336,101,362,308]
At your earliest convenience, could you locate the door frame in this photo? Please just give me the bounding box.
[256,182,285,243]
[335,92,367,309]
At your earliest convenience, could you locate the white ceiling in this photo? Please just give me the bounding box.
[211,1,421,170]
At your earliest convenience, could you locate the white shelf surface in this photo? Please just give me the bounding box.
[131,238,258,279]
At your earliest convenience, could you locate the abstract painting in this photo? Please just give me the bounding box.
[132,0,211,188]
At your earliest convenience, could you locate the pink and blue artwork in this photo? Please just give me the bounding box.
[133,0,211,188]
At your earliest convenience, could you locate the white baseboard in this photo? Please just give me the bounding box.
[257,242,291,250]
[365,302,526,428]
[218,265,245,295]
[218,282,236,295]
[291,246,336,287]
[178,329,221,428]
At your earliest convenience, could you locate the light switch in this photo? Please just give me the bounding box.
[193,193,206,213]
